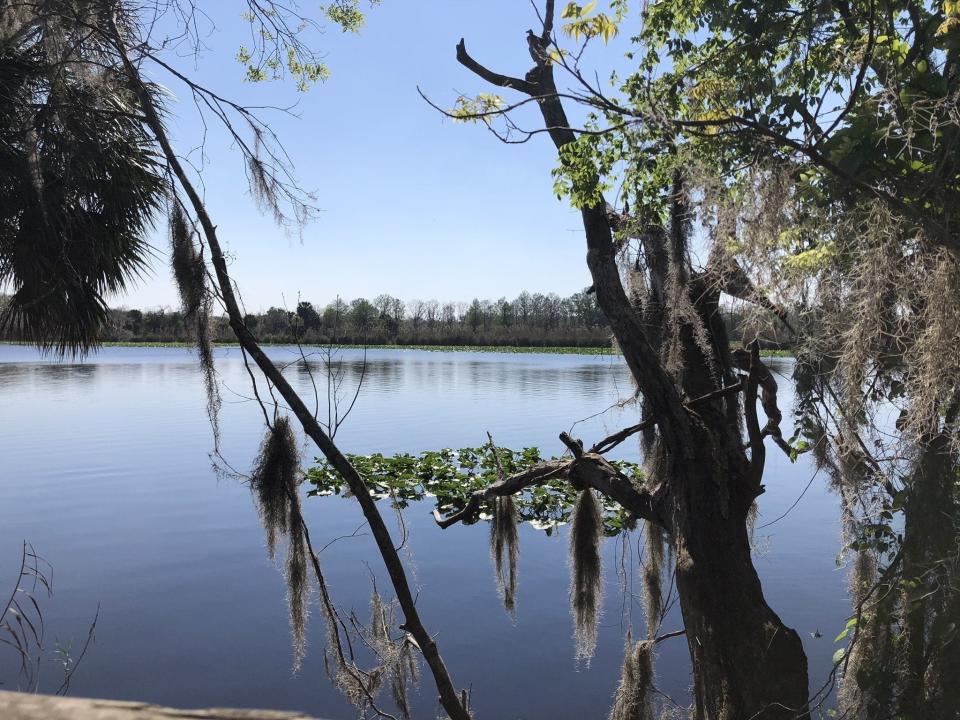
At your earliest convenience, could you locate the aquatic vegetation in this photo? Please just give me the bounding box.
[305,445,643,536]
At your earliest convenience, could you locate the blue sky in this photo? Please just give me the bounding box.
[125,2,633,312]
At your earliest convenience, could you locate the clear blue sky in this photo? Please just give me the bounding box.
[123,2,631,312]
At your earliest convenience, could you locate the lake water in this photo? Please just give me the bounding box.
[0,345,849,718]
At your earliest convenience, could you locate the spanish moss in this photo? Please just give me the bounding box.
[370,583,418,720]
[837,550,874,715]
[250,417,298,558]
[169,202,220,444]
[570,487,604,663]
[249,417,309,669]
[170,203,204,318]
[609,629,655,720]
[321,581,383,710]
[286,531,309,670]
[370,584,420,720]
[642,522,665,639]
[490,494,519,614]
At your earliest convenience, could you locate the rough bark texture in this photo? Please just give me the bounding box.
[899,432,959,718]
[675,458,809,720]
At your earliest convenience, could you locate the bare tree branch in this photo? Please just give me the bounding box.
[105,15,472,720]
[455,39,538,95]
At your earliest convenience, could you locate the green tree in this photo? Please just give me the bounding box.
[495,297,513,327]
[296,301,321,332]
[504,1,960,716]
[261,307,291,338]
[608,3,960,716]
[349,297,377,335]
[0,1,166,354]
[465,298,484,332]
[446,3,816,717]
[124,309,144,335]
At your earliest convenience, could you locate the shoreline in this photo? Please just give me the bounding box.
[0,340,794,358]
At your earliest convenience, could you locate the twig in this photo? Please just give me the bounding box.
[55,603,100,695]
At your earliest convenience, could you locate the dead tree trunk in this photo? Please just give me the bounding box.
[452,8,809,718]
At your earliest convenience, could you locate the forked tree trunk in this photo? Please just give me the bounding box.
[576,86,810,720]
[588,188,810,720]
[454,18,810,717]
[582,155,810,719]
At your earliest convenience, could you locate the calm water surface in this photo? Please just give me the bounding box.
[0,346,848,718]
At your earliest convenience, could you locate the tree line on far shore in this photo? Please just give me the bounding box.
[1,290,780,349]
[116,290,607,346]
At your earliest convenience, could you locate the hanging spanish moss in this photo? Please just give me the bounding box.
[570,487,604,663]
[250,417,298,558]
[317,578,422,717]
[390,648,413,720]
[642,522,665,639]
[286,530,309,669]
[369,584,419,720]
[389,627,417,718]
[366,585,390,702]
[609,629,655,720]
[248,153,283,227]
[169,202,220,444]
[249,417,309,669]
[490,494,519,614]
[838,548,879,718]
[661,173,716,381]
[170,203,204,317]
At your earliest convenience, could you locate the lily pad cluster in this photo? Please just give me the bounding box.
[305,445,643,536]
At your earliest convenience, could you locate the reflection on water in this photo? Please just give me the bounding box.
[0,346,845,719]
[286,354,626,405]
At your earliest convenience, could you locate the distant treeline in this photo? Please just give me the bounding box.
[109,292,610,347]
[1,291,781,349]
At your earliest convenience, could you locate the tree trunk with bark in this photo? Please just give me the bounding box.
[453,8,810,717]
[899,429,959,718]
[674,454,809,719]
